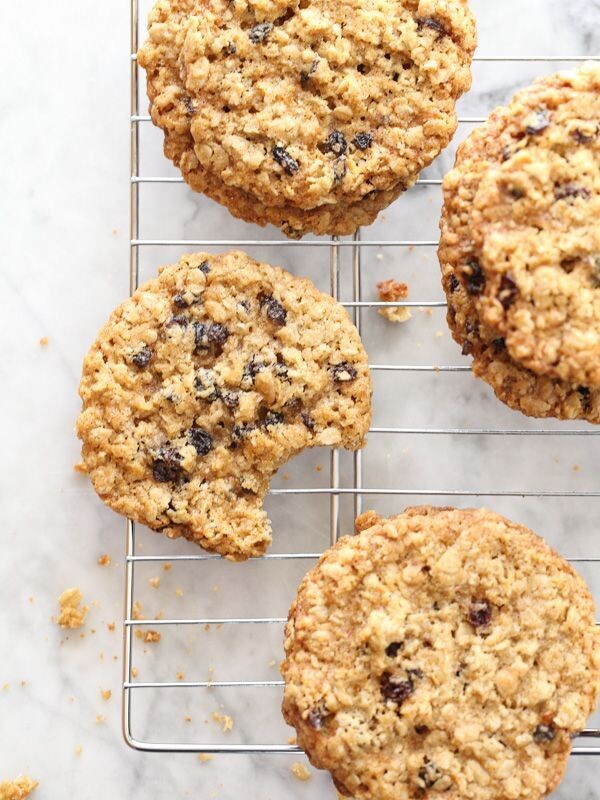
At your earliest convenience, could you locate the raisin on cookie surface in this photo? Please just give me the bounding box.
[138,0,476,237]
[282,507,600,800]
[439,63,600,420]
[76,251,371,560]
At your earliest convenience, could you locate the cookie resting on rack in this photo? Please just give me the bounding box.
[281,506,600,800]
[137,0,476,237]
[76,251,371,560]
[439,62,600,421]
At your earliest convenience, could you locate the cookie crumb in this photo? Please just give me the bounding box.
[57,588,89,629]
[74,746,83,757]
[198,754,213,764]
[184,715,193,722]
[162,563,172,572]
[39,337,48,347]
[176,671,185,681]
[148,577,161,589]
[211,711,234,733]
[0,776,38,799]
[131,667,139,678]
[101,689,112,701]
[142,630,161,644]
[175,588,184,597]
[107,622,116,632]
[377,280,411,323]
[97,554,111,567]
[95,715,105,724]
[132,601,144,620]
[73,461,87,474]
[573,464,581,473]
[290,763,311,782]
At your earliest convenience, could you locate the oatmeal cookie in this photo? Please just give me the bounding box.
[138,0,476,236]
[0,777,38,800]
[440,64,600,415]
[77,251,371,560]
[282,506,600,800]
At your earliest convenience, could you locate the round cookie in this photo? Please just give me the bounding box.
[76,251,371,560]
[443,256,600,423]
[439,64,600,421]
[138,0,476,237]
[282,507,600,800]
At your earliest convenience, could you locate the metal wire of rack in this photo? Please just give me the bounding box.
[124,0,600,759]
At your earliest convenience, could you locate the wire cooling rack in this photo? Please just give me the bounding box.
[124,0,600,760]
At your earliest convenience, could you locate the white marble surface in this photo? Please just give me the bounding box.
[2,0,600,797]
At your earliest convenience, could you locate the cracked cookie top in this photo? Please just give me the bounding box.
[282,506,600,800]
[76,250,371,560]
[138,0,476,213]
[441,63,600,388]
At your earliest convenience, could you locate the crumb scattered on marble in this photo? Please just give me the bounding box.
[291,763,311,782]
[315,464,323,472]
[101,689,112,701]
[377,280,411,323]
[282,472,290,481]
[163,563,172,572]
[0,776,38,799]
[73,461,87,474]
[57,588,89,629]
[95,715,105,724]
[131,667,138,678]
[184,715,193,723]
[211,711,234,733]
[39,337,49,347]
[573,464,581,472]
[176,671,185,681]
[204,624,211,632]
[107,622,115,632]
[143,630,161,644]
[28,597,34,604]
[198,754,213,764]
[175,588,183,597]
[149,577,160,589]
[212,585,220,593]
[74,746,83,757]
[132,601,144,620]
[97,554,111,567]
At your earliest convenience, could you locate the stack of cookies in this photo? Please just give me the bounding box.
[137,0,476,238]
[439,63,600,423]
